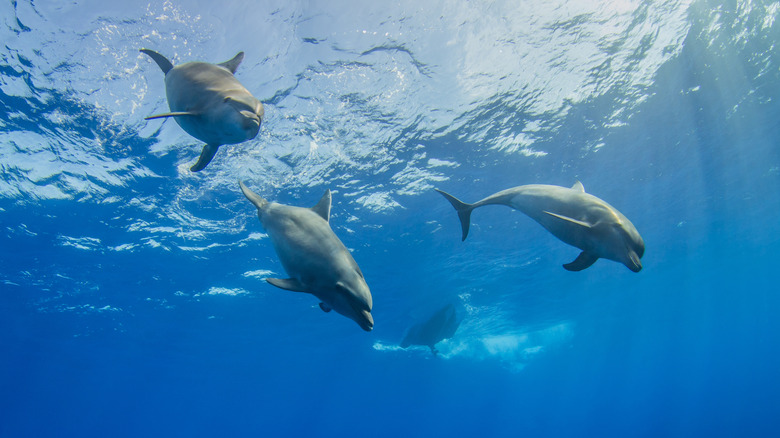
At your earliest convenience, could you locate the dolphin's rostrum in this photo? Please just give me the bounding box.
[140,49,264,172]
[436,182,645,272]
[240,181,374,331]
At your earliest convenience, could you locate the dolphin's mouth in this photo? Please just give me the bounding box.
[627,251,642,272]
[360,310,374,332]
[240,111,262,130]
[343,286,373,331]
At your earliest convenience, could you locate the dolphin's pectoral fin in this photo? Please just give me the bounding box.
[145,111,199,120]
[219,52,245,74]
[311,190,332,222]
[140,49,174,74]
[543,211,592,228]
[563,251,599,271]
[319,302,332,313]
[190,144,220,172]
[266,278,308,292]
[571,181,585,192]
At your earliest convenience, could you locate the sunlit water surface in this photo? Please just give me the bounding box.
[2,0,779,436]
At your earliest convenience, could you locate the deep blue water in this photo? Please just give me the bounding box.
[2,0,780,436]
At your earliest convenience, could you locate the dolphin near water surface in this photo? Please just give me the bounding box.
[400,303,461,356]
[239,181,374,331]
[140,49,264,172]
[436,182,645,272]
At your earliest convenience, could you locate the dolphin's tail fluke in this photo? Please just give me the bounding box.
[239,181,268,210]
[435,189,475,241]
[140,49,174,74]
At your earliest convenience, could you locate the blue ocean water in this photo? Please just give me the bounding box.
[2,0,779,436]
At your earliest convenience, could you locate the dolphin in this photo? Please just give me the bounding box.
[435,182,645,272]
[400,303,460,356]
[239,181,374,331]
[140,49,264,172]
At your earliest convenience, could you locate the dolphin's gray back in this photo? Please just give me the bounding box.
[162,60,261,148]
[261,203,359,292]
[437,183,644,272]
[475,184,615,224]
[474,185,571,212]
[240,182,373,330]
[468,184,619,250]
[165,62,250,113]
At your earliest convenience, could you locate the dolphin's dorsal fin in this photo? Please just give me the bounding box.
[543,211,591,228]
[267,277,307,292]
[571,181,585,192]
[140,49,174,74]
[219,52,245,74]
[311,190,332,222]
[319,302,332,313]
[563,251,598,271]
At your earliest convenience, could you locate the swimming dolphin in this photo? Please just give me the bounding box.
[435,182,645,272]
[400,303,460,356]
[239,181,374,331]
[140,49,264,172]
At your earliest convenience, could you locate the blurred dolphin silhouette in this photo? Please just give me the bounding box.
[436,182,644,272]
[239,181,373,331]
[140,49,264,172]
[400,303,460,355]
